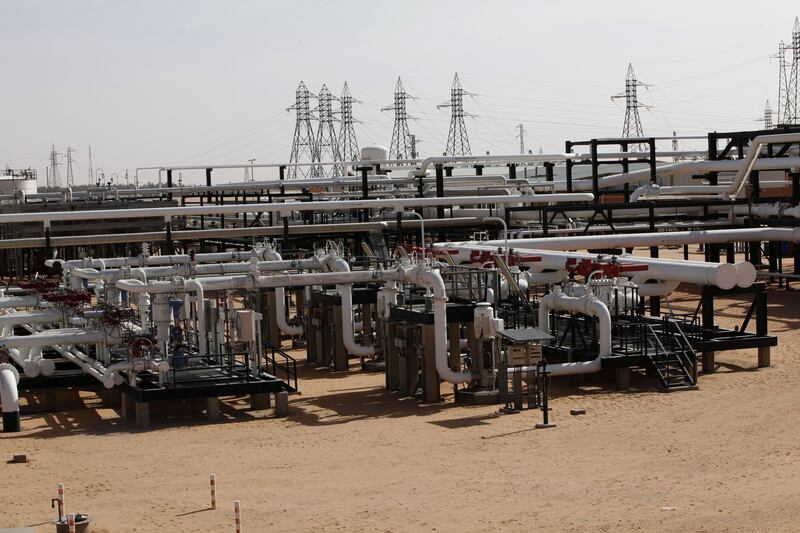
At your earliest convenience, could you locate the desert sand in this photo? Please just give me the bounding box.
[2,253,799,532]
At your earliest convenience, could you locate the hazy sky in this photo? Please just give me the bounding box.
[0,0,796,185]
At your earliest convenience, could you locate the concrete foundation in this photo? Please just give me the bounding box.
[275,391,289,417]
[616,367,631,391]
[250,393,270,410]
[758,346,771,368]
[135,401,149,427]
[206,397,221,421]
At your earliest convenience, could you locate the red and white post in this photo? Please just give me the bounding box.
[67,513,76,533]
[57,483,65,521]
[210,474,216,510]
[234,500,242,533]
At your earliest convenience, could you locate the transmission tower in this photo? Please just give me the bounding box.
[758,100,775,130]
[287,81,317,179]
[612,63,648,150]
[338,82,361,170]
[784,17,799,124]
[87,146,93,186]
[775,42,789,124]
[382,77,416,160]
[65,146,76,188]
[410,134,422,159]
[313,84,342,177]
[438,73,473,156]
[672,131,679,161]
[48,144,62,189]
[515,124,527,155]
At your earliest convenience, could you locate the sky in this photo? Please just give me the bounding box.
[0,0,796,185]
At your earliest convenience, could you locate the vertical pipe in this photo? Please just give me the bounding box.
[435,164,444,219]
[234,500,242,533]
[565,140,573,192]
[590,139,599,203]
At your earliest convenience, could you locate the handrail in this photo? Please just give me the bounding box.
[261,339,298,392]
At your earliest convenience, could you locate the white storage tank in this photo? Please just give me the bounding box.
[0,174,37,196]
[360,145,389,162]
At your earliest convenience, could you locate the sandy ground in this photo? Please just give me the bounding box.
[2,250,800,532]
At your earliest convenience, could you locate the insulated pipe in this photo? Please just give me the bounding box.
[0,363,20,432]
[484,227,800,251]
[184,279,206,357]
[0,328,117,349]
[275,286,303,337]
[0,193,595,225]
[0,309,63,335]
[0,296,38,309]
[438,243,745,289]
[634,280,681,297]
[404,266,473,384]
[535,286,611,376]
[51,345,118,388]
[323,255,376,357]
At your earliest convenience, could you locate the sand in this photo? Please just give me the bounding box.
[2,260,800,531]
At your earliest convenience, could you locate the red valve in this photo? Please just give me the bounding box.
[565,257,648,278]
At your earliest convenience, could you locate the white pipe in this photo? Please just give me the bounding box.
[635,279,681,297]
[0,328,117,349]
[0,296,38,309]
[184,279,206,357]
[536,286,611,376]
[324,255,376,357]
[1,193,595,225]
[275,286,303,337]
[0,309,63,331]
[440,243,746,290]
[0,363,20,432]
[485,227,800,251]
[404,265,472,384]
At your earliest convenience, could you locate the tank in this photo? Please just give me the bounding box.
[360,145,389,162]
[0,175,37,196]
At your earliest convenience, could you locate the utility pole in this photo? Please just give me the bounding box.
[611,63,648,150]
[438,73,474,156]
[382,77,416,160]
[65,146,76,188]
[515,124,527,155]
[287,81,317,179]
[248,159,256,181]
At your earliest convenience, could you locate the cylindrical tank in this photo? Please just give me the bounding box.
[0,175,37,196]
[360,145,389,162]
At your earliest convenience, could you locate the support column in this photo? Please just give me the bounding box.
[121,392,135,420]
[386,323,399,390]
[616,367,630,390]
[702,351,716,374]
[250,393,270,410]
[135,401,150,427]
[333,304,348,371]
[421,324,440,403]
[275,391,289,417]
[206,397,221,421]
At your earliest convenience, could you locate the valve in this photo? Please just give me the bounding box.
[565,257,648,279]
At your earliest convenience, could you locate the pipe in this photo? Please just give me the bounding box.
[404,265,472,384]
[440,243,746,290]
[184,279,206,357]
[0,309,63,336]
[0,296,38,309]
[0,363,20,432]
[535,286,611,376]
[0,193,595,225]
[0,328,118,349]
[484,227,800,251]
[323,255,376,357]
[275,286,303,337]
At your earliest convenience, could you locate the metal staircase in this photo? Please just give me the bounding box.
[643,319,697,391]
[262,339,299,392]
